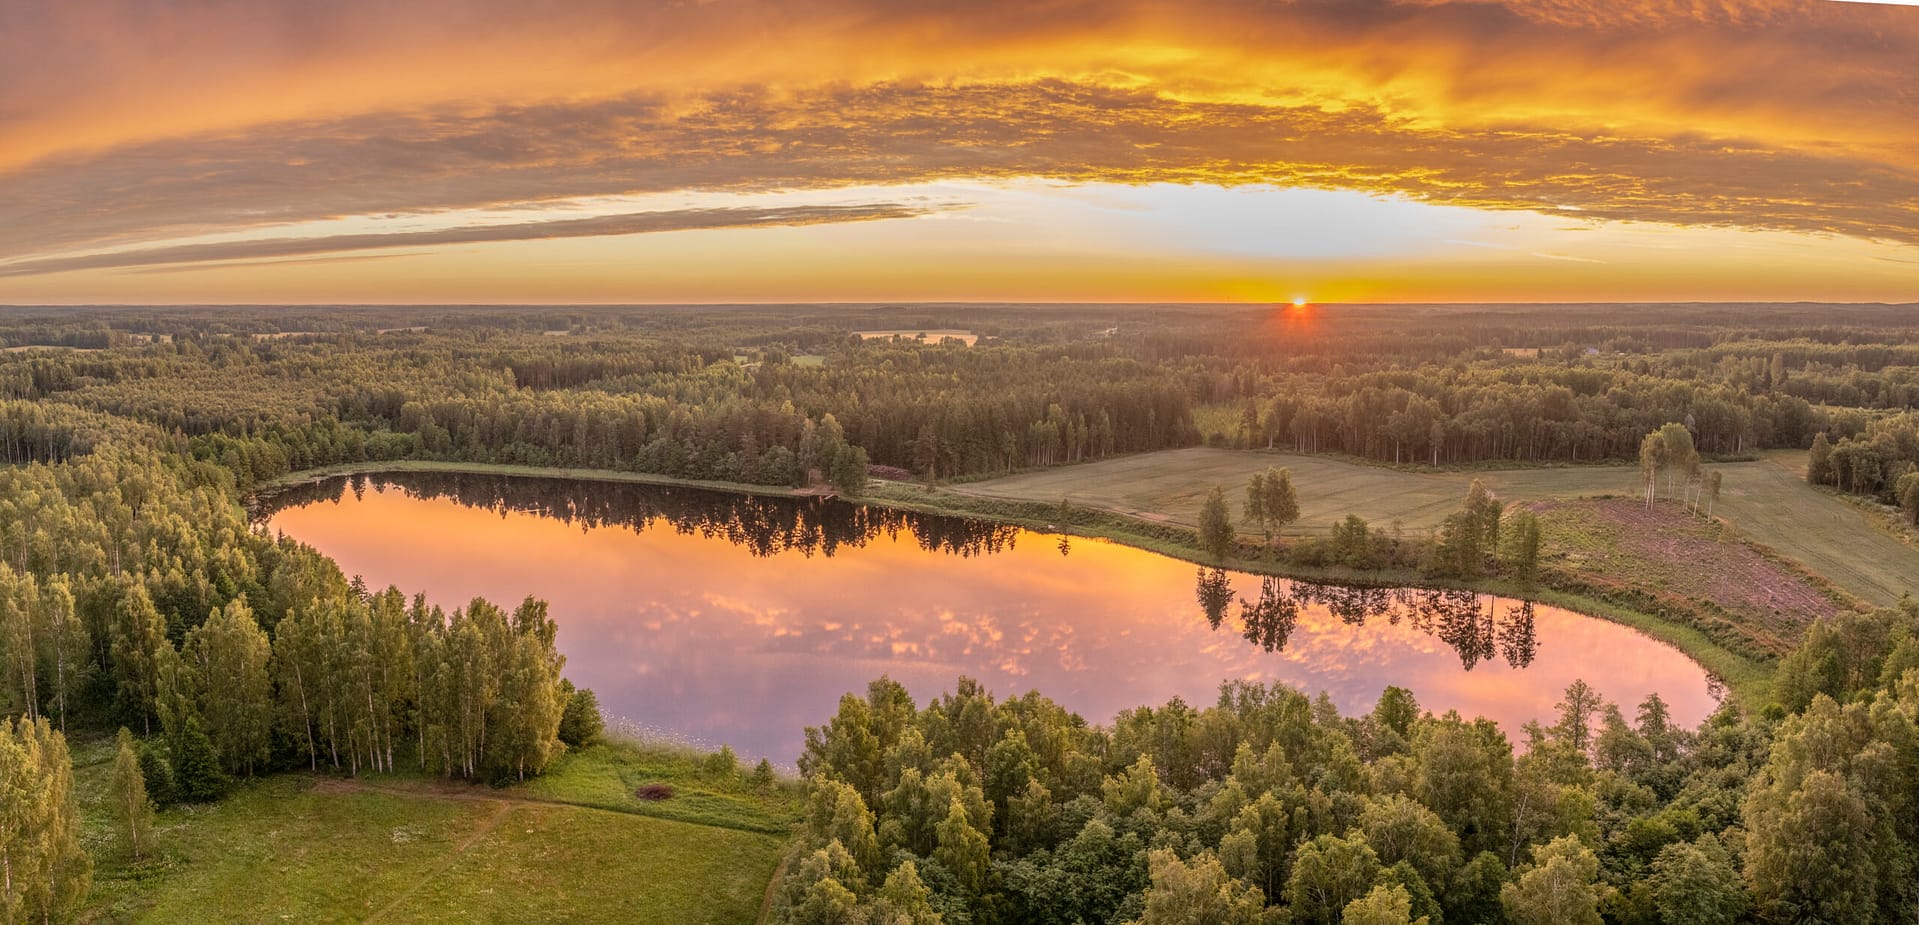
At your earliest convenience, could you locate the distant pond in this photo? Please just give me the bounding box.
[259,472,1719,764]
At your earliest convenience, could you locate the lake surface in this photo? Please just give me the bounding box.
[261,472,1719,764]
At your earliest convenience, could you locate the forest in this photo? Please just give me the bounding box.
[771,596,1917,925]
[0,302,1916,922]
[4,303,1916,495]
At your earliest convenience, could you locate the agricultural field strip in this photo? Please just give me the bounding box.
[954,447,1919,606]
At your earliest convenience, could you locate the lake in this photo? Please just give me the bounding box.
[260,472,1719,764]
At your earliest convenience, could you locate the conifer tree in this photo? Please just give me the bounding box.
[170,717,229,804]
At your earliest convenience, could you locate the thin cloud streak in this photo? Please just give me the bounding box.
[0,203,944,278]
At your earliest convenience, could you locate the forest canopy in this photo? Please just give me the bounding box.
[1,302,1917,922]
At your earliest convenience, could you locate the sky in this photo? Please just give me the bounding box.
[1,0,1916,304]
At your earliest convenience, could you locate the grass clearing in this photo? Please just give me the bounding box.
[953,447,1918,607]
[74,737,798,924]
[521,742,801,834]
[382,800,780,924]
[1707,451,1918,607]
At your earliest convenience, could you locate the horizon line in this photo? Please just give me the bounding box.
[5,299,1919,310]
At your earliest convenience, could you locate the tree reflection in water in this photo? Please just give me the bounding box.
[1200,569,1539,670]
[257,471,1023,559]
[261,472,1539,673]
[1194,567,1236,630]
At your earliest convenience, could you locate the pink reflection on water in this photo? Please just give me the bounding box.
[268,483,1718,764]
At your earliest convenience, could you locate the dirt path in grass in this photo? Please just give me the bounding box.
[357,796,513,924]
[756,849,794,925]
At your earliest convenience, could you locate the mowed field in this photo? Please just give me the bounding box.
[76,741,796,924]
[953,447,1918,606]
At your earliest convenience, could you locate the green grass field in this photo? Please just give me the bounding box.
[75,739,798,924]
[1707,452,1917,608]
[952,447,1918,607]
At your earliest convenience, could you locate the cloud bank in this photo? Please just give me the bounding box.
[1,0,1915,285]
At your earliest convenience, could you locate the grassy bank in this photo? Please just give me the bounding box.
[75,737,800,924]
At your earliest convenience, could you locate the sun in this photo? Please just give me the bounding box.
[1291,297,1308,308]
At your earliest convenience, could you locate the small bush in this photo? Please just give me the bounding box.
[558,681,603,747]
[703,745,738,778]
[636,783,676,801]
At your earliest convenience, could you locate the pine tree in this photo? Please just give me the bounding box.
[170,718,229,803]
[138,741,177,808]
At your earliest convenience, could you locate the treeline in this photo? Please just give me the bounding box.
[19,304,1919,493]
[25,333,1194,488]
[0,357,616,924]
[1225,373,1817,464]
[271,588,570,783]
[1807,412,1919,522]
[774,594,1919,924]
[0,441,593,795]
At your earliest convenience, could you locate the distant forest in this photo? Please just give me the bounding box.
[0,303,1916,922]
[5,304,1917,494]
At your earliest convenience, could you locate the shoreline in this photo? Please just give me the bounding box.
[255,459,1774,706]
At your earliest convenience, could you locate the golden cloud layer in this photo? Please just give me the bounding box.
[2,0,1915,289]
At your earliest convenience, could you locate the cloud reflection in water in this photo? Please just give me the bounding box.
[263,472,1717,764]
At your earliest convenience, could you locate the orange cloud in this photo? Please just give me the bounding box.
[1,0,1915,297]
